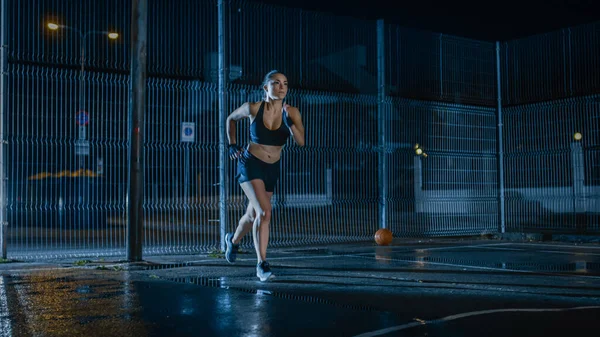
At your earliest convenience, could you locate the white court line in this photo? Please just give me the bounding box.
[348,254,600,279]
[508,242,600,250]
[538,249,600,256]
[237,255,336,262]
[0,266,73,273]
[476,246,600,256]
[353,306,600,337]
[379,241,600,256]
[472,246,526,252]
[363,243,513,252]
[416,243,514,251]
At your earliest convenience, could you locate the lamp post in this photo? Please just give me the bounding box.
[46,23,118,230]
[47,23,118,139]
[46,23,117,168]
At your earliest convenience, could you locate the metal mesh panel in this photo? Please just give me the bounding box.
[501,31,567,105]
[503,96,600,232]
[385,25,497,106]
[501,22,600,105]
[8,0,219,78]
[6,65,129,258]
[385,99,498,236]
[586,149,600,231]
[570,22,600,97]
[142,80,220,254]
[148,0,217,78]
[229,0,378,93]
[9,0,129,72]
[440,36,496,106]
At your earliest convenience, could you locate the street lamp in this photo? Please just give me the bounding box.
[46,22,119,165]
[46,22,119,73]
[46,22,119,212]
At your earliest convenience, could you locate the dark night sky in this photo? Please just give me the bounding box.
[255,0,600,41]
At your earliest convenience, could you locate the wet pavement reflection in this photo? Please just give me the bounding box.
[0,240,599,336]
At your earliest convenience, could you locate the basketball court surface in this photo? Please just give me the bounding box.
[1,238,599,336]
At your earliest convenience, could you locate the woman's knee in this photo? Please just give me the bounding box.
[254,206,272,224]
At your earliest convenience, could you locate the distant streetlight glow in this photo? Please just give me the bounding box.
[47,23,59,30]
[574,132,582,141]
[108,32,119,40]
[414,143,428,158]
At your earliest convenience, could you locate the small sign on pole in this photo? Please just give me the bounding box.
[79,126,86,140]
[97,158,104,174]
[76,111,89,126]
[75,140,90,156]
[181,122,195,143]
[77,111,88,140]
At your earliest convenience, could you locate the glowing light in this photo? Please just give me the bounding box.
[47,23,59,30]
[574,132,582,141]
[108,32,119,40]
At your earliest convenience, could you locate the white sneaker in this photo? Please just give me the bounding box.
[256,261,274,282]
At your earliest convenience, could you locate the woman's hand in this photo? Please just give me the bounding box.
[228,144,243,160]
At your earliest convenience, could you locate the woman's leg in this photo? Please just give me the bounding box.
[240,179,272,263]
[232,202,255,244]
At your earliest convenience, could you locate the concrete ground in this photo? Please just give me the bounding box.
[1,236,600,336]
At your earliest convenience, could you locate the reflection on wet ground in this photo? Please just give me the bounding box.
[1,240,599,336]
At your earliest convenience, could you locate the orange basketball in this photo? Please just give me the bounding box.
[375,228,393,246]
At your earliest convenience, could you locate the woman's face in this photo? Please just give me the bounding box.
[264,73,288,100]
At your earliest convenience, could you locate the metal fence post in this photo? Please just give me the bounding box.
[439,33,443,98]
[0,0,7,259]
[495,41,505,234]
[218,0,229,252]
[377,19,387,230]
[127,0,148,261]
[571,141,586,231]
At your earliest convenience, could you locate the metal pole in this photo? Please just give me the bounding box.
[571,141,585,231]
[78,34,85,230]
[0,0,8,259]
[218,0,229,251]
[377,19,387,230]
[495,41,505,234]
[127,0,147,261]
[439,34,443,98]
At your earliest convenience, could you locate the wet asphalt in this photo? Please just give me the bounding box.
[1,238,600,337]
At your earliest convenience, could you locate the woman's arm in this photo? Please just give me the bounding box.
[226,102,251,158]
[284,104,305,147]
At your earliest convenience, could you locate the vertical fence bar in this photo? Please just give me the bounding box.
[571,141,585,231]
[0,0,6,259]
[495,41,505,233]
[377,19,387,230]
[218,0,228,252]
[439,33,443,99]
[127,0,147,261]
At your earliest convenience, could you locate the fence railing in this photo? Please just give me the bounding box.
[2,0,599,259]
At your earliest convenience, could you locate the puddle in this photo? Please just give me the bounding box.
[168,276,380,312]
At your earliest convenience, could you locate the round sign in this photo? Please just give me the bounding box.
[184,127,193,136]
[76,111,89,126]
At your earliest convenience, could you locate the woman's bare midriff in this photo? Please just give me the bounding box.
[248,142,282,163]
